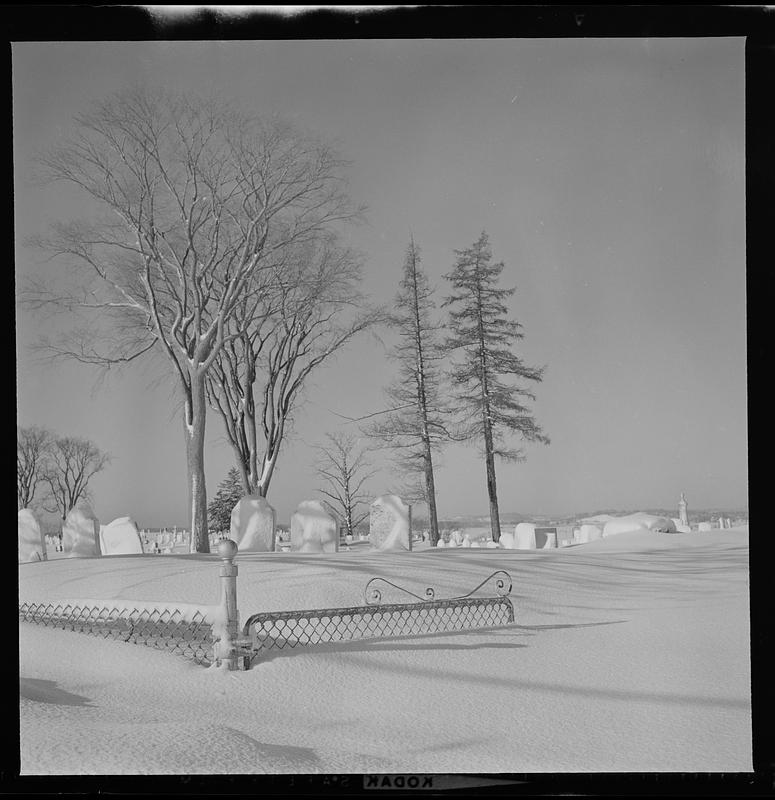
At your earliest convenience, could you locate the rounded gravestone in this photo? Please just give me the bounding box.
[499,530,516,549]
[290,501,338,553]
[18,509,47,563]
[100,516,143,555]
[576,524,603,543]
[62,500,101,557]
[230,495,276,552]
[514,523,537,550]
[369,494,412,551]
[674,523,692,534]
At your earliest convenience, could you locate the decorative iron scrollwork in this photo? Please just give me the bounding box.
[452,570,512,600]
[363,570,511,606]
[364,577,435,605]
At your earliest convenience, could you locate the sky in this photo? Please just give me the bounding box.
[14,37,747,527]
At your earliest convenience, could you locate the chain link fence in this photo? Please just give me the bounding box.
[243,595,515,662]
[19,602,215,666]
[20,560,516,670]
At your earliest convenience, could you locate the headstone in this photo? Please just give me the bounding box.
[576,524,603,543]
[461,535,472,548]
[698,521,712,532]
[535,526,558,548]
[99,516,143,555]
[486,540,499,549]
[18,509,47,563]
[62,501,101,557]
[230,495,276,552]
[369,494,412,552]
[674,523,692,533]
[572,527,581,543]
[290,500,338,553]
[499,530,516,549]
[602,513,674,537]
[678,492,689,526]
[436,538,446,548]
[514,522,537,550]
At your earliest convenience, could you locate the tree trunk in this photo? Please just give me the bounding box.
[482,409,501,542]
[424,443,440,546]
[256,451,277,498]
[485,449,501,542]
[185,373,210,553]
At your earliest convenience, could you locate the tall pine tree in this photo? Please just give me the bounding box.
[443,231,549,542]
[367,238,451,545]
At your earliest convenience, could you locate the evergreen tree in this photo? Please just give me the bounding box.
[207,467,244,534]
[443,231,549,542]
[366,238,451,545]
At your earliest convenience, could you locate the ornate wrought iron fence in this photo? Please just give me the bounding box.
[18,602,215,666]
[242,570,515,664]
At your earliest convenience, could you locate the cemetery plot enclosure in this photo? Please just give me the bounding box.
[18,563,516,671]
[242,571,515,664]
[18,602,215,666]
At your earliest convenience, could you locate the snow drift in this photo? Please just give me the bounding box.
[603,512,676,537]
[19,528,751,774]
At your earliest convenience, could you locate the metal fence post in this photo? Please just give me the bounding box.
[217,539,240,670]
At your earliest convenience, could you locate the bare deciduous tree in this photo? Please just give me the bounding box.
[23,88,360,552]
[43,436,110,522]
[206,234,380,498]
[315,432,376,539]
[443,231,549,542]
[17,425,52,510]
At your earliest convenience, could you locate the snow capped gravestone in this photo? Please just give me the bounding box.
[62,501,101,557]
[674,523,692,534]
[575,524,602,544]
[602,513,675,538]
[369,494,412,552]
[18,509,47,563]
[99,517,143,555]
[230,495,276,552]
[540,530,558,549]
[499,530,516,549]
[514,523,537,550]
[698,521,712,532]
[290,501,338,553]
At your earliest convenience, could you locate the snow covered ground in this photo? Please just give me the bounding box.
[19,527,751,774]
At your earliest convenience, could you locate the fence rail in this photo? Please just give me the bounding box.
[20,543,516,671]
[242,571,515,663]
[18,602,215,666]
